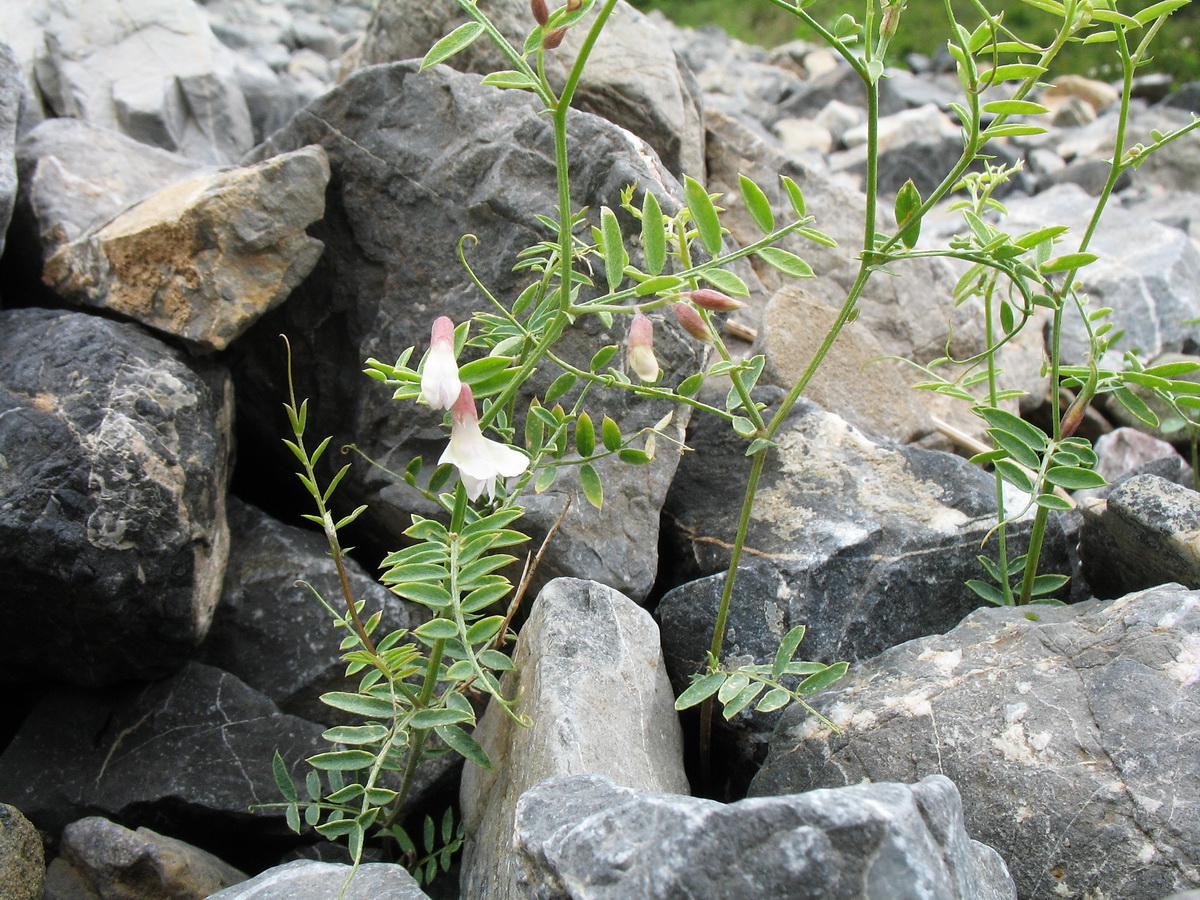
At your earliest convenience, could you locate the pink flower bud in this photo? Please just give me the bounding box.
[531,0,549,27]
[542,25,567,49]
[626,311,659,383]
[420,316,461,410]
[689,288,745,311]
[671,302,714,344]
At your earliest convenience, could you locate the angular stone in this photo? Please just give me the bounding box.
[515,773,1015,899]
[774,60,907,121]
[658,398,1070,765]
[0,804,43,900]
[933,184,1200,366]
[43,145,329,352]
[197,497,427,723]
[232,62,701,602]
[16,117,211,252]
[702,107,1020,415]
[1079,474,1200,598]
[0,41,21,259]
[0,662,325,843]
[460,578,688,900]
[205,859,430,900]
[28,0,254,163]
[0,309,233,687]
[760,285,950,443]
[346,0,704,179]
[59,817,247,900]
[751,584,1200,900]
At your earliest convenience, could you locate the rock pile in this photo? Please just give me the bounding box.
[1,0,1199,898]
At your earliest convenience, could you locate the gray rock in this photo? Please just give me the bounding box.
[460,578,688,900]
[1036,156,1132,195]
[42,144,329,352]
[0,804,43,900]
[774,61,907,122]
[1075,427,1194,503]
[0,41,21,259]
[205,859,429,899]
[658,398,1070,764]
[759,285,985,444]
[0,662,325,841]
[751,583,1200,900]
[232,61,701,603]
[0,308,233,687]
[197,497,427,723]
[931,184,1200,366]
[58,817,247,900]
[1163,82,1200,113]
[346,0,705,179]
[17,117,212,251]
[1079,474,1200,598]
[660,21,808,133]
[833,103,967,196]
[515,773,1015,899]
[703,109,985,385]
[29,0,254,164]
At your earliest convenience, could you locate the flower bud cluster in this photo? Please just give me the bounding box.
[534,0,584,50]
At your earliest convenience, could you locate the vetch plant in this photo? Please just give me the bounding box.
[269,0,1199,882]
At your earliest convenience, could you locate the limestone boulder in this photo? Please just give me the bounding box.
[515,773,1015,899]
[459,578,688,900]
[43,144,329,352]
[752,583,1200,900]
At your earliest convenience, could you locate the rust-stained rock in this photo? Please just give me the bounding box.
[43,144,329,352]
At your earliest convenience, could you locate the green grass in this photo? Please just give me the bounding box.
[629,0,1200,83]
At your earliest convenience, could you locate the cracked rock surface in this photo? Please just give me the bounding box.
[514,773,1015,899]
[0,308,233,687]
[0,662,324,845]
[750,583,1200,900]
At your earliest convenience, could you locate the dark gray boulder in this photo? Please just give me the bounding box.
[658,397,1070,768]
[514,773,1015,899]
[232,61,702,603]
[0,662,324,846]
[1079,474,1200,598]
[345,0,705,179]
[197,497,427,724]
[751,583,1200,900]
[0,308,233,686]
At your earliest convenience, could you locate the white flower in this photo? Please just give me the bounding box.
[439,385,529,501]
[626,310,659,383]
[420,316,461,410]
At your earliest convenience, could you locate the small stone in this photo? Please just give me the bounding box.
[0,804,44,900]
[60,817,247,900]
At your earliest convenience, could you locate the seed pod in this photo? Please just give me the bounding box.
[531,0,549,27]
[543,25,568,49]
